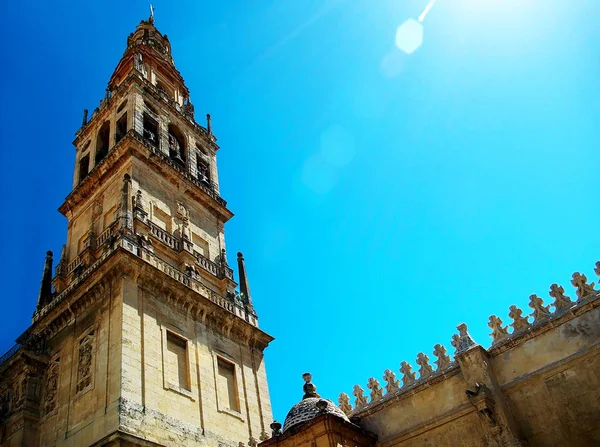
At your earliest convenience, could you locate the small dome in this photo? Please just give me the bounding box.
[283,397,350,432]
[282,373,350,432]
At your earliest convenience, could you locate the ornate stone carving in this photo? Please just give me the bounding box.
[416,353,433,378]
[134,189,145,211]
[91,197,103,221]
[249,437,258,447]
[549,283,572,312]
[44,357,60,416]
[176,201,189,221]
[76,331,94,393]
[383,369,399,393]
[338,392,352,415]
[452,323,476,353]
[488,315,509,344]
[433,344,451,370]
[352,385,367,409]
[400,361,416,387]
[508,305,529,332]
[367,377,383,402]
[595,261,600,278]
[528,294,552,323]
[571,272,596,302]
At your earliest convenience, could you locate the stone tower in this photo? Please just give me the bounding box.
[0,15,273,447]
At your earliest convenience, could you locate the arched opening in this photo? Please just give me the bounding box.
[116,100,127,114]
[116,113,127,143]
[196,145,210,184]
[168,124,186,166]
[95,121,110,163]
[143,114,158,146]
[78,154,90,182]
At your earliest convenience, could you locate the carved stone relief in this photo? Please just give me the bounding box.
[76,331,94,394]
[44,357,60,416]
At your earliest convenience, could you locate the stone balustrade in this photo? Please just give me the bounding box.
[339,260,600,416]
[67,255,83,274]
[148,221,181,251]
[37,233,248,327]
[195,251,219,276]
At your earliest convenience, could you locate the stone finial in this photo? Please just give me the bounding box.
[367,377,383,402]
[399,361,416,387]
[433,344,451,370]
[451,334,460,351]
[508,305,530,332]
[207,113,212,134]
[36,251,54,310]
[82,109,88,126]
[134,190,144,211]
[488,315,509,344]
[452,323,476,353]
[595,261,600,277]
[416,353,433,379]
[528,294,552,323]
[237,252,253,307]
[383,369,400,393]
[270,421,282,437]
[549,283,573,312]
[571,272,596,302]
[352,385,368,409]
[302,373,320,399]
[338,392,352,415]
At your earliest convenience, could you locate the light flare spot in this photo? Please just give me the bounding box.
[395,19,423,54]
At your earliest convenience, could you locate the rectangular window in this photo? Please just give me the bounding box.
[153,205,172,232]
[192,233,209,258]
[166,331,190,390]
[217,357,240,412]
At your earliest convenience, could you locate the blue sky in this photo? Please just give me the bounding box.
[0,0,599,423]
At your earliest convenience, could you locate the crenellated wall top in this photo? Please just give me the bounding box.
[338,260,600,417]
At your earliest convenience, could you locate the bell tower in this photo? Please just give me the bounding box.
[0,14,273,447]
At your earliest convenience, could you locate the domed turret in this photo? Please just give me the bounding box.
[282,373,349,432]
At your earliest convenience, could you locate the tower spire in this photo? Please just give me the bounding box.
[37,251,54,309]
[237,252,253,307]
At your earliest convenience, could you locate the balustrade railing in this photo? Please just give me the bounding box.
[195,251,219,276]
[67,255,83,274]
[96,223,115,247]
[148,222,181,251]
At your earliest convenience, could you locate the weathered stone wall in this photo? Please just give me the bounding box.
[33,273,123,447]
[118,275,272,447]
[342,267,600,447]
